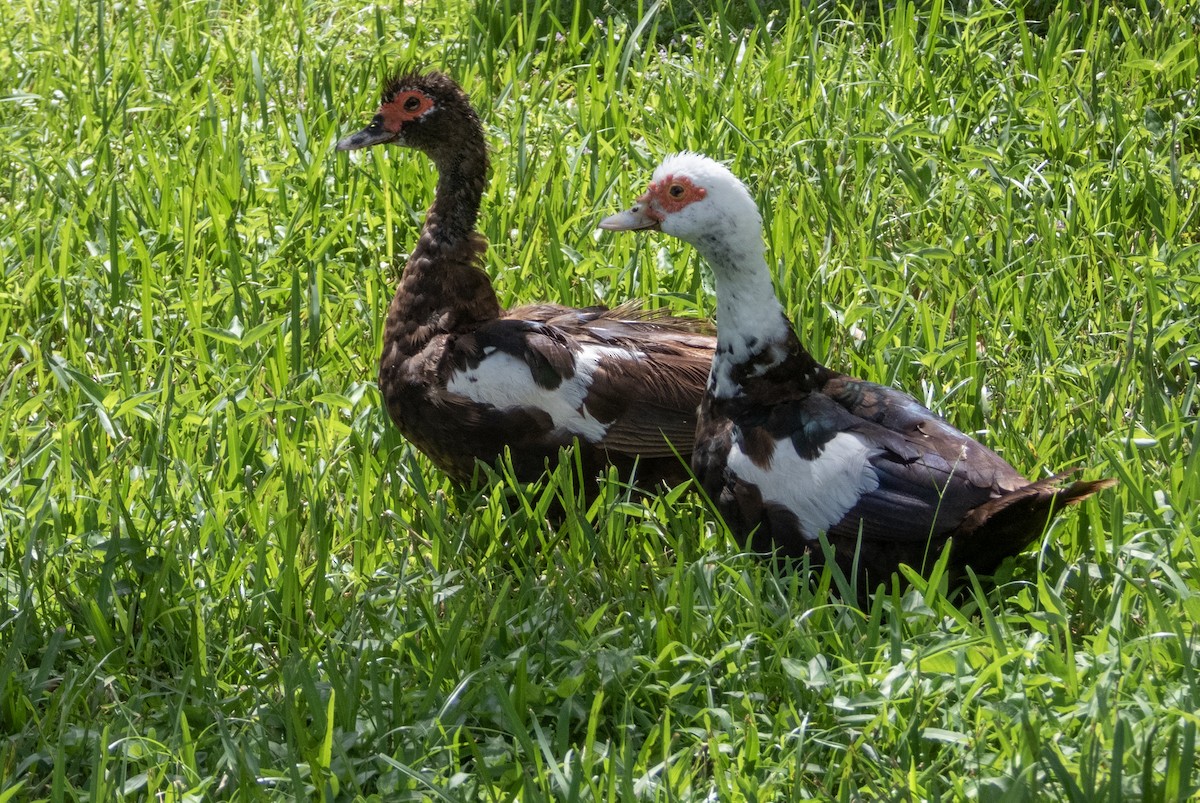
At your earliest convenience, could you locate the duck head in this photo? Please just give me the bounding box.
[336,70,481,160]
[599,154,759,236]
[600,152,765,278]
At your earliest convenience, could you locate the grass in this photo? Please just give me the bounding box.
[1,0,1198,798]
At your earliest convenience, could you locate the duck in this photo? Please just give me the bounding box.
[336,72,714,490]
[600,152,1115,590]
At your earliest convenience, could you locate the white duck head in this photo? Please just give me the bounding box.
[599,153,765,274]
[601,153,791,397]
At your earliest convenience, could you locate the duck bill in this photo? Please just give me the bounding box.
[598,208,660,231]
[336,124,398,151]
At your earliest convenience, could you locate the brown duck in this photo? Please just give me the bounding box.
[337,73,714,489]
[602,152,1116,591]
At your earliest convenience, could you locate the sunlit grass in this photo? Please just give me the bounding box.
[2,0,1198,799]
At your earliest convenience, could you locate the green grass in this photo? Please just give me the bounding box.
[2,0,1198,798]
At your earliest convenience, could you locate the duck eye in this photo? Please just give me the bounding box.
[403,95,422,111]
[669,184,684,198]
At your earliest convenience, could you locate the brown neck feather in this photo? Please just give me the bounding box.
[385,127,502,354]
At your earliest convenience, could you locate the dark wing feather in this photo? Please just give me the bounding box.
[743,389,1011,545]
[570,309,713,458]
[823,374,1030,494]
[828,446,996,544]
[437,303,713,459]
[524,299,716,336]
[584,345,711,456]
[450,315,577,387]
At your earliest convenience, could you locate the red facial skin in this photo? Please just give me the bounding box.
[637,175,708,221]
[379,89,436,133]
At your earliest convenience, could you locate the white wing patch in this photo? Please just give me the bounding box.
[727,432,880,539]
[446,344,639,442]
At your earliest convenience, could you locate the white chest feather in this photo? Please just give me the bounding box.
[726,432,880,538]
[446,344,637,441]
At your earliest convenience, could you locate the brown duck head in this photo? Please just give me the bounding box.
[336,70,483,163]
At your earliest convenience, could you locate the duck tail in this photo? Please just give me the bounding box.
[952,471,1118,576]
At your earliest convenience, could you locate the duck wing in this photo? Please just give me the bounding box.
[438,304,713,464]
[721,392,987,546]
[556,305,714,458]
[708,363,1038,547]
[823,374,1029,493]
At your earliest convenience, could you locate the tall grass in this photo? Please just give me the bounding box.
[2,0,1197,798]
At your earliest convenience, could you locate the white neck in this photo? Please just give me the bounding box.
[692,231,789,398]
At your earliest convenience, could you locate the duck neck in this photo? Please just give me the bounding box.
[693,233,794,399]
[424,146,488,244]
[390,140,501,349]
